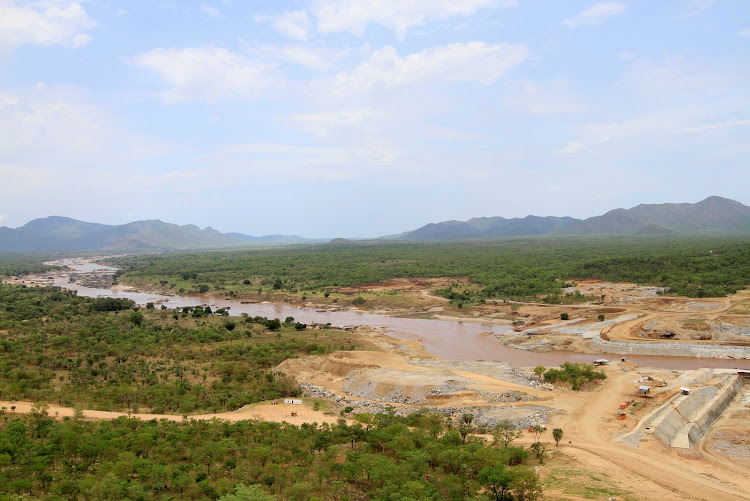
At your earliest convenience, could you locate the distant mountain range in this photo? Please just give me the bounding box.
[384,196,750,240]
[1,197,749,252]
[0,217,315,252]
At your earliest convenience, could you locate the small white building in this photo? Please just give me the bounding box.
[284,398,303,405]
[638,385,651,395]
[680,387,691,395]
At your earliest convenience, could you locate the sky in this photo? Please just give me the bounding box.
[1,0,749,237]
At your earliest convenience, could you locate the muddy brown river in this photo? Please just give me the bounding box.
[47,260,750,370]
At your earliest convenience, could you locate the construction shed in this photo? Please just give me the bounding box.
[680,387,691,395]
[638,385,651,395]
[284,398,303,405]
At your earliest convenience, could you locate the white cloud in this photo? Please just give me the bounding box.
[504,79,584,114]
[131,46,277,102]
[0,1,95,54]
[740,28,750,38]
[311,0,515,40]
[555,137,611,155]
[267,45,349,70]
[581,108,709,142]
[201,5,220,17]
[623,56,749,98]
[0,86,168,198]
[684,0,718,13]
[0,214,8,224]
[194,141,406,182]
[318,42,527,97]
[564,2,626,28]
[0,88,108,159]
[683,119,750,134]
[273,10,311,40]
[283,108,389,139]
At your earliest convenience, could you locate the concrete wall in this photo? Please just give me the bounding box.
[590,334,750,359]
[650,375,744,449]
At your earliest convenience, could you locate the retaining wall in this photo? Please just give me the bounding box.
[591,334,750,359]
[649,375,744,449]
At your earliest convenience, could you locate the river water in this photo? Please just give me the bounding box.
[48,260,750,370]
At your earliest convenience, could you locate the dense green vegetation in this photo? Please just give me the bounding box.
[107,236,750,301]
[0,284,362,413]
[0,285,547,500]
[0,253,59,277]
[0,408,542,500]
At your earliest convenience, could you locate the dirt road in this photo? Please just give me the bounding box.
[0,400,345,425]
[546,368,750,500]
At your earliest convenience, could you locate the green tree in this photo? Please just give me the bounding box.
[218,483,276,501]
[478,464,512,501]
[493,420,521,448]
[552,428,563,446]
[29,401,49,438]
[128,311,144,327]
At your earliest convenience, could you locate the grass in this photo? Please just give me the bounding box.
[544,463,638,500]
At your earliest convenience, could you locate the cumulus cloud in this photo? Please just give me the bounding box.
[311,0,515,40]
[0,1,95,54]
[318,42,527,97]
[564,2,626,28]
[131,46,277,102]
[273,10,311,40]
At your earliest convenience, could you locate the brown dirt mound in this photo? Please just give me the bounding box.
[276,354,379,378]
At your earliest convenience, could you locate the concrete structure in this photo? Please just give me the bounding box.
[638,385,651,395]
[619,373,744,449]
[284,398,303,405]
[680,387,691,395]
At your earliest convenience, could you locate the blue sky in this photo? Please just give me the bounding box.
[1,0,749,237]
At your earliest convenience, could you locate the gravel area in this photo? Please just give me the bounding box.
[299,382,548,428]
[409,359,550,389]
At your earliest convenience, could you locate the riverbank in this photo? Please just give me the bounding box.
[4,257,750,368]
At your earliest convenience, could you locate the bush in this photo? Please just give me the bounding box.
[543,363,606,390]
[560,313,569,320]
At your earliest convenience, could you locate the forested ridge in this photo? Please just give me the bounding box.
[109,236,750,300]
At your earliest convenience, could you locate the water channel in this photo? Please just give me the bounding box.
[46,260,750,370]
